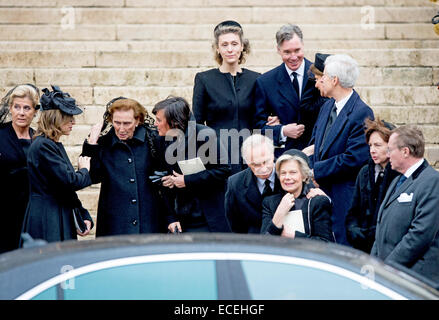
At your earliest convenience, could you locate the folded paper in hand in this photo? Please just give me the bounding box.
[177,157,206,175]
[283,209,305,234]
[73,208,87,233]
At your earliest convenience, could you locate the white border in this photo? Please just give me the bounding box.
[16,252,407,300]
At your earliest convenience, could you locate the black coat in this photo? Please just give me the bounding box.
[261,185,334,242]
[193,68,260,174]
[225,167,281,234]
[345,160,398,253]
[22,135,93,243]
[0,123,34,252]
[160,123,232,232]
[82,125,166,236]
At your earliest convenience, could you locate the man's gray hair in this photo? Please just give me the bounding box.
[241,134,274,163]
[324,54,359,88]
[275,24,303,47]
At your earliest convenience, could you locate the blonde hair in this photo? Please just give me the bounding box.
[35,109,73,141]
[275,154,311,184]
[213,25,250,65]
[8,84,40,109]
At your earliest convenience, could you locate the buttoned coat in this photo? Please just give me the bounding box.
[82,125,166,236]
[0,123,34,252]
[371,160,439,284]
[310,90,374,245]
[225,167,281,234]
[253,60,326,153]
[22,135,93,243]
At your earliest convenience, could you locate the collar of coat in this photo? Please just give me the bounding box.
[110,125,146,148]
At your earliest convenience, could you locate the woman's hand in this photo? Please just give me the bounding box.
[306,187,327,199]
[88,120,103,145]
[266,115,280,126]
[77,220,92,237]
[168,221,182,233]
[161,175,175,188]
[272,193,295,229]
[302,144,314,157]
[78,156,91,171]
[281,228,296,239]
[171,171,186,188]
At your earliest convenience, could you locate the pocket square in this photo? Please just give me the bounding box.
[397,192,413,203]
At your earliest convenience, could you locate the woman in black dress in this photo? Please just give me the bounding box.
[22,86,93,243]
[0,84,40,253]
[193,20,277,174]
[153,96,231,233]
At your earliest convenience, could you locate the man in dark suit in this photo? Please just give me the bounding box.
[225,134,279,233]
[305,54,374,246]
[254,24,326,156]
[372,126,439,285]
[225,134,324,234]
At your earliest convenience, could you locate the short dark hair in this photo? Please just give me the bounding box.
[364,118,395,144]
[392,125,425,158]
[152,96,191,132]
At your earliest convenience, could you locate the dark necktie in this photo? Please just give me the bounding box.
[395,175,407,191]
[291,72,300,99]
[262,179,273,198]
[319,103,337,155]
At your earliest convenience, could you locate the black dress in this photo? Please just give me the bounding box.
[22,135,93,243]
[192,68,260,174]
[0,122,33,253]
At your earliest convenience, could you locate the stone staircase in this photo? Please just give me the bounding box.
[1,0,438,237]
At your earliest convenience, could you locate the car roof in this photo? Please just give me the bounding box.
[0,233,438,300]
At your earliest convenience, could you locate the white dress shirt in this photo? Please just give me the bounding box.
[256,168,276,195]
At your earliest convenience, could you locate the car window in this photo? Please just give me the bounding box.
[241,260,392,300]
[32,260,217,300]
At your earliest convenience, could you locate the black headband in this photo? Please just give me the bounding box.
[214,20,242,32]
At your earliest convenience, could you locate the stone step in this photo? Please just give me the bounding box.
[1,66,436,88]
[2,85,438,109]
[60,115,439,148]
[1,23,437,41]
[0,0,434,7]
[0,49,418,68]
[1,40,438,52]
[0,7,434,24]
[2,49,438,68]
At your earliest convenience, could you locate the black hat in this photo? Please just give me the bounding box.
[282,148,310,166]
[314,53,331,73]
[40,85,82,115]
[381,120,396,131]
[214,20,242,32]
